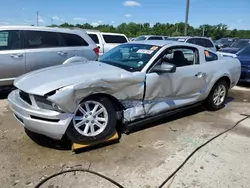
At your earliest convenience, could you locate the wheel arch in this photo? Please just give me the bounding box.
[80,93,125,112]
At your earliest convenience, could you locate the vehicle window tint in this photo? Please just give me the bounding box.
[186,38,195,44]
[60,33,88,46]
[88,34,99,44]
[148,37,163,40]
[25,31,59,49]
[205,50,218,62]
[0,30,21,50]
[163,47,196,67]
[205,39,214,48]
[102,35,127,43]
[195,38,206,47]
[164,37,168,40]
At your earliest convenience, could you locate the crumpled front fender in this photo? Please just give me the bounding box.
[48,72,146,113]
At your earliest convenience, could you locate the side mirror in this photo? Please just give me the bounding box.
[152,62,176,73]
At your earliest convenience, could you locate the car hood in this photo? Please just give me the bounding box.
[237,55,250,66]
[14,61,130,96]
[220,47,240,54]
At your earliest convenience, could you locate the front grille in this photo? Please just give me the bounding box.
[19,90,32,105]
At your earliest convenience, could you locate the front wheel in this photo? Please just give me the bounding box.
[66,96,117,144]
[204,80,229,111]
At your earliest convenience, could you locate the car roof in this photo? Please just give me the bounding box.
[0,25,87,33]
[129,40,198,47]
[168,36,212,40]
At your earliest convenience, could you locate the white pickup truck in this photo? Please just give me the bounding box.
[86,30,128,55]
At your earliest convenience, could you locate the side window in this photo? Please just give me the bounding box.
[25,31,60,49]
[205,50,218,62]
[148,37,163,40]
[163,47,197,67]
[195,38,206,47]
[205,39,214,48]
[0,30,21,50]
[88,34,99,44]
[186,38,195,44]
[60,33,88,46]
[102,35,127,43]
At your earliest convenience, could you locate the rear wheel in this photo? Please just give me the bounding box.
[204,80,229,111]
[66,96,117,144]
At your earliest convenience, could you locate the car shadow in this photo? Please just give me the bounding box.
[0,87,15,100]
[25,129,71,151]
[237,82,250,88]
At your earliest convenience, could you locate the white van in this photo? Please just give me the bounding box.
[86,30,128,55]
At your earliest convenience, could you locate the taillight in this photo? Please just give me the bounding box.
[93,47,99,56]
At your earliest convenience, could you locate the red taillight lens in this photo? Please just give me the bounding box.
[93,47,99,56]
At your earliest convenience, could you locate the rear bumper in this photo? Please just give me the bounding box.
[239,69,250,83]
[8,90,73,140]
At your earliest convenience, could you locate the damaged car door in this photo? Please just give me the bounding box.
[144,46,207,116]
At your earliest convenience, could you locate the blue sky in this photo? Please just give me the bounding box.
[0,0,249,29]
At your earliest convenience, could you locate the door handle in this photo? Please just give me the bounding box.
[10,54,23,58]
[195,72,206,78]
[58,51,67,55]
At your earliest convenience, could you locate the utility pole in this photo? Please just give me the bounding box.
[51,18,53,25]
[202,25,205,36]
[36,11,39,26]
[184,0,190,36]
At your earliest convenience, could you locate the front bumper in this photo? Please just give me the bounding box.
[8,90,73,140]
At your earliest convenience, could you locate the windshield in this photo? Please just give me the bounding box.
[98,43,161,72]
[215,38,234,45]
[134,36,147,41]
[237,45,250,56]
[231,40,250,48]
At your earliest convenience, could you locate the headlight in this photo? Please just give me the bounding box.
[34,95,62,112]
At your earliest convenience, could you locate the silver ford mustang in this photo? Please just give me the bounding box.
[8,40,241,144]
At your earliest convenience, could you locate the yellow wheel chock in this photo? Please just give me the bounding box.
[72,132,120,153]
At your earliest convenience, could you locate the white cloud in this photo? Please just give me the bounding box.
[91,22,99,27]
[61,19,65,22]
[38,15,44,23]
[124,14,132,18]
[111,21,115,24]
[237,19,243,23]
[52,16,60,20]
[98,20,103,23]
[123,1,141,7]
[0,21,9,25]
[73,17,86,22]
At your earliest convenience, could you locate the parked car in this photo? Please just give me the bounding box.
[215,37,236,49]
[134,35,168,41]
[86,30,128,55]
[167,36,217,52]
[0,26,99,88]
[8,40,241,144]
[219,39,250,54]
[234,45,250,83]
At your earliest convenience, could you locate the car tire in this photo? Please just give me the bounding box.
[66,96,117,144]
[205,80,229,111]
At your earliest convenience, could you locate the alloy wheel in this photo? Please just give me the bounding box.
[73,101,108,137]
